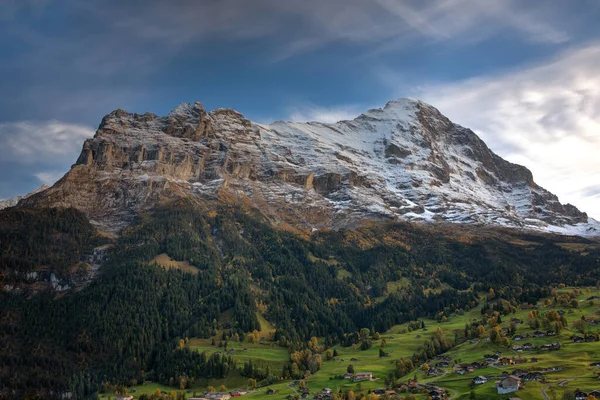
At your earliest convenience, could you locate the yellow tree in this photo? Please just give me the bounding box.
[476,325,486,338]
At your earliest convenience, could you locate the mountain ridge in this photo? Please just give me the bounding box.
[19,98,599,237]
[0,184,50,211]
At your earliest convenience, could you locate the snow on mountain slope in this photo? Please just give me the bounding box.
[20,98,595,236]
[0,185,50,211]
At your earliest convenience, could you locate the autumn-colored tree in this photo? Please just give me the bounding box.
[476,325,486,338]
[326,349,334,360]
[308,336,320,352]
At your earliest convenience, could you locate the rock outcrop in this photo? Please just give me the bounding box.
[20,99,597,236]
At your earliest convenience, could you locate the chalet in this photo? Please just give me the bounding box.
[496,376,521,395]
[574,336,585,343]
[354,372,373,381]
[540,343,561,351]
[574,390,587,400]
[511,369,528,378]
[590,362,600,367]
[428,388,447,400]
[522,343,534,350]
[513,358,527,365]
[533,331,546,338]
[343,373,354,379]
[500,357,514,366]
[428,367,443,376]
[585,334,599,342]
[531,358,539,363]
[322,388,332,394]
[523,372,543,381]
[589,390,600,398]
[407,378,420,390]
[547,330,556,336]
[473,376,488,385]
[512,344,523,351]
[437,361,451,368]
[203,393,231,400]
[511,318,522,325]
[455,364,474,375]
[513,335,524,341]
[484,353,502,362]
[265,389,276,395]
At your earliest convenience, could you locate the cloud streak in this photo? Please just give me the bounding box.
[286,104,363,124]
[0,121,94,198]
[0,121,94,163]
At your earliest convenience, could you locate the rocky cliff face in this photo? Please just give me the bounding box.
[21,99,598,236]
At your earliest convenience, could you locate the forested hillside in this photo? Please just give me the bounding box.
[1,201,599,398]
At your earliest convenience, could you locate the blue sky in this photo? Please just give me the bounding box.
[1,0,600,219]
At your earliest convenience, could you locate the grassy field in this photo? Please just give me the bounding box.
[150,253,199,274]
[129,286,600,399]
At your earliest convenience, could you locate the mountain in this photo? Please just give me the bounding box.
[20,98,598,237]
[0,184,49,210]
[2,99,600,399]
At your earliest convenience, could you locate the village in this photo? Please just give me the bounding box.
[120,287,600,400]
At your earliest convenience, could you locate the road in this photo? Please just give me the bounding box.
[541,378,576,400]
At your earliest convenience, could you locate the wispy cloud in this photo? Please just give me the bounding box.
[404,43,600,219]
[0,0,586,123]
[0,121,94,163]
[286,104,363,123]
[0,120,94,198]
[34,171,64,186]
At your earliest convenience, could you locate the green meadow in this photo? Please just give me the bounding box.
[130,287,600,399]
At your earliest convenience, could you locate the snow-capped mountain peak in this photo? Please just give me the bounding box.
[19,99,595,237]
